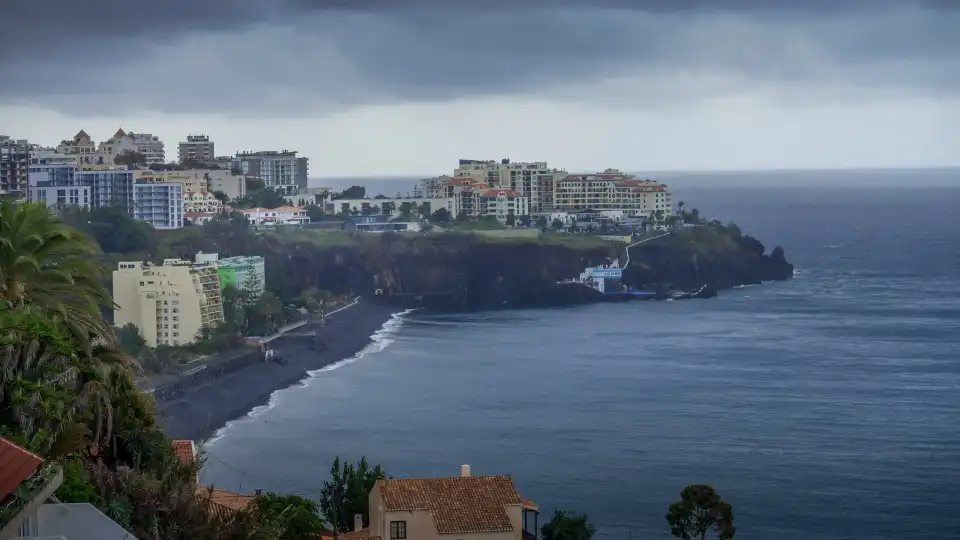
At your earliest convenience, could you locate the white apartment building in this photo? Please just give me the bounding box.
[135,169,246,200]
[133,182,184,229]
[178,134,215,164]
[99,128,166,165]
[113,259,224,347]
[325,197,450,218]
[454,158,566,213]
[553,170,672,217]
[29,166,135,212]
[235,205,309,226]
[480,189,530,222]
[231,150,299,196]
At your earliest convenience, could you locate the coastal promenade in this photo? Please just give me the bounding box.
[156,297,399,441]
[141,297,361,391]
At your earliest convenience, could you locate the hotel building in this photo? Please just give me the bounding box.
[98,128,166,165]
[28,164,135,212]
[454,158,567,213]
[231,150,302,196]
[113,257,225,347]
[56,130,99,163]
[553,169,672,217]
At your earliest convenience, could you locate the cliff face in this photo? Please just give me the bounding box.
[245,228,793,311]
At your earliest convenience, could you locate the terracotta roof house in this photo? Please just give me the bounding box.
[368,464,538,540]
[170,441,255,517]
[0,437,137,539]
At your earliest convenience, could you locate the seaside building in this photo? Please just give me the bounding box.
[325,196,449,219]
[481,188,530,222]
[296,156,309,190]
[135,169,246,201]
[98,128,166,165]
[0,135,30,195]
[133,182,184,229]
[113,257,225,347]
[553,170,672,217]
[413,175,453,199]
[231,150,300,196]
[367,464,539,540]
[233,205,310,226]
[216,255,266,297]
[28,165,135,212]
[454,158,567,213]
[178,134,215,164]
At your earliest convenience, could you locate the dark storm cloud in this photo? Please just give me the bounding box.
[0,0,956,115]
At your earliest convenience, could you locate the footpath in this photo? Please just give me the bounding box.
[139,297,360,392]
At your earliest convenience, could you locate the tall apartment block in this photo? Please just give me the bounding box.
[454,158,567,213]
[295,156,309,190]
[113,258,225,347]
[133,182,184,229]
[178,134,215,164]
[231,150,299,196]
[0,135,30,195]
[28,157,134,212]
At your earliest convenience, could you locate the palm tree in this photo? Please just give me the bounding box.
[0,200,116,352]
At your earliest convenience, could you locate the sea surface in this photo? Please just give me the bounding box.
[205,169,960,540]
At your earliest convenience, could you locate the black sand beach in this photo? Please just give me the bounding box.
[156,299,399,441]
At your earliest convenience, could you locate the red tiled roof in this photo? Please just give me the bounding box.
[198,486,254,512]
[172,440,195,465]
[114,127,126,138]
[376,475,524,534]
[75,129,90,141]
[0,437,43,502]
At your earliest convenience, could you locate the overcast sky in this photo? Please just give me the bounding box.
[1,0,957,177]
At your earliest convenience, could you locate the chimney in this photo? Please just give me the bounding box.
[354,514,364,532]
[460,464,471,477]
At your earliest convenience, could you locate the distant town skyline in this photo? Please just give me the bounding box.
[2,0,957,176]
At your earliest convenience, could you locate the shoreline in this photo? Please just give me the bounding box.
[156,298,401,442]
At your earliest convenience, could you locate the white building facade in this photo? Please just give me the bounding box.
[231,150,299,196]
[134,182,184,229]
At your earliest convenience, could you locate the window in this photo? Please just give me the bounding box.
[389,521,406,540]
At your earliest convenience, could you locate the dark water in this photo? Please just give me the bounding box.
[206,172,960,540]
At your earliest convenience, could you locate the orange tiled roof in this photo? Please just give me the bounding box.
[171,440,195,465]
[75,129,90,141]
[198,486,254,511]
[0,437,44,502]
[376,475,524,534]
[481,189,519,198]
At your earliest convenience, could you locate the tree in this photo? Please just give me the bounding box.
[518,214,532,227]
[430,207,451,222]
[417,203,431,221]
[250,291,282,334]
[506,210,516,227]
[212,190,230,204]
[89,204,154,254]
[114,151,146,168]
[551,218,564,231]
[0,200,116,347]
[397,202,415,221]
[319,457,386,534]
[234,188,288,210]
[254,492,325,540]
[305,204,326,222]
[541,510,596,540]
[536,215,548,229]
[333,186,365,199]
[666,485,735,540]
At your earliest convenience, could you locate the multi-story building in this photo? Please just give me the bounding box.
[481,189,530,222]
[183,190,222,214]
[553,169,672,217]
[28,166,134,212]
[414,175,452,199]
[232,150,299,196]
[217,255,266,297]
[178,134,215,164]
[134,168,245,200]
[99,128,166,165]
[324,196,446,218]
[0,135,30,195]
[134,182,184,229]
[454,158,567,213]
[367,464,539,540]
[295,156,309,191]
[233,205,310,226]
[56,130,100,164]
[113,257,225,347]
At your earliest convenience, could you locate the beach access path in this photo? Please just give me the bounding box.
[140,298,361,392]
[156,297,399,441]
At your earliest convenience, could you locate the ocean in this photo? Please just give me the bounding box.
[203,169,960,540]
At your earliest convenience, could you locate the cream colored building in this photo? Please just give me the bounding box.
[553,170,672,217]
[56,130,99,164]
[480,189,529,222]
[98,128,166,165]
[134,168,246,201]
[368,465,539,540]
[184,191,223,213]
[454,159,566,213]
[113,258,225,347]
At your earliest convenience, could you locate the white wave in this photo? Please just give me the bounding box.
[204,309,415,446]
